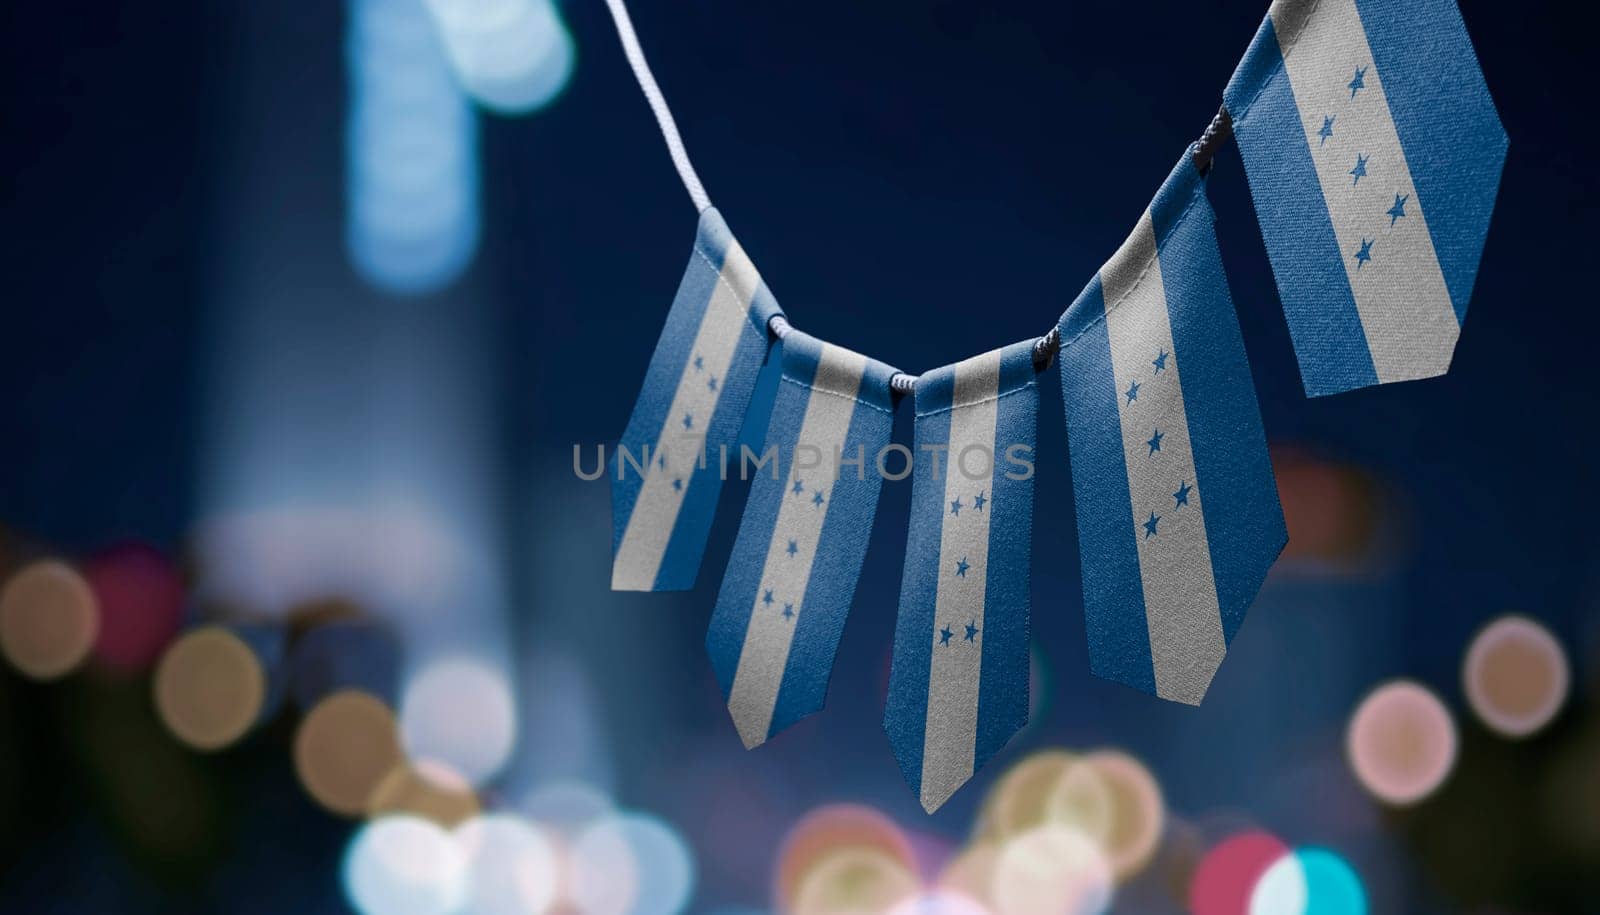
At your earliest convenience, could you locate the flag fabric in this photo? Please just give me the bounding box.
[1224,0,1505,396]
[884,342,1039,812]
[612,207,783,591]
[1058,155,1286,705]
[706,330,900,749]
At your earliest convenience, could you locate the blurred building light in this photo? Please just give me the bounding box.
[344,814,469,915]
[424,0,576,114]
[989,825,1113,915]
[454,814,562,915]
[296,688,407,817]
[0,559,98,680]
[777,804,916,914]
[368,756,481,827]
[1463,614,1569,739]
[1189,830,1291,915]
[399,654,517,787]
[83,542,186,674]
[1080,750,1165,882]
[1250,847,1367,915]
[1345,680,1457,806]
[347,0,480,294]
[153,623,284,751]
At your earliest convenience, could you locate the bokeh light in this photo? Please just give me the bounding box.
[789,846,921,915]
[886,889,992,915]
[936,841,1000,904]
[1463,614,1569,738]
[573,813,695,915]
[153,625,268,751]
[83,542,185,674]
[0,559,98,680]
[289,617,401,708]
[1189,830,1290,915]
[399,655,516,787]
[346,0,479,294]
[1043,757,1115,847]
[424,0,576,114]
[976,750,1080,842]
[295,688,405,816]
[567,813,642,915]
[522,779,615,836]
[1345,680,1457,805]
[344,814,468,915]
[1080,750,1165,881]
[367,757,481,827]
[1250,848,1366,915]
[777,804,916,913]
[989,825,1113,915]
[454,813,561,915]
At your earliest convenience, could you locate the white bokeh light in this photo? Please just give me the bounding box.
[424,0,575,113]
[455,814,561,915]
[344,815,468,915]
[400,656,517,786]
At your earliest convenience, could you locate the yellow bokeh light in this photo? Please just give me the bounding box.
[0,559,98,680]
[153,626,268,751]
[294,689,405,817]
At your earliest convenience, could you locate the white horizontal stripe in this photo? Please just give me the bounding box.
[725,344,866,748]
[918,348,1001,812]
[611,241,759,590]
[1102,212,1225,705]
[1270,0,1457,382]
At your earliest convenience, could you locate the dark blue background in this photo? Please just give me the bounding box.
[2,1,1594,912]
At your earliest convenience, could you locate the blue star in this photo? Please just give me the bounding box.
[672,477,683,492]
[708,375,718,392]
[1147,428,1164,456]
[1174,480,1191,508]
[812,490,825,508]
[939,624,953,646]
[1318,115,1335,146]
[1348,65,1366,99]
[1126,380,1140,404]
[682,412,693,430]
[693,354,704,371]
[973,491,986,512]
[762,589,774,606]
[950,497,962,517]
[792,478,805,495]
[1354,237,1374,270]
[955,557,970,578]
[786,539,798,557]
[783,602,795,620]
[1152,349,1169,373]
[1386,193,1408,227]
[964,620,979,642]
[658,452,667,470]
[1144,511,1161,538]
[1349,153,1368,186]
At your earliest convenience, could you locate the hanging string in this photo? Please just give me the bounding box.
[602,0,712,212]
[602,0,1228,392]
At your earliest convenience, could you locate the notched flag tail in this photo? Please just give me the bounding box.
[611,207,783,591]
[705,330,900,749]
[885,342,1039,813]
[1058,155,1286,706]
[1224,0,1506,396]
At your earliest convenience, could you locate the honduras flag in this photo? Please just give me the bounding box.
[1059,155,1286,705]
[885,342,1038,812]
[612,208,783,591]
[706,330,899,749]
[1224,0,1505,396]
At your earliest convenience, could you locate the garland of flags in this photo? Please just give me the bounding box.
[604,0,1506,812]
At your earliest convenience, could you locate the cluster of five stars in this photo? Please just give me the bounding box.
[1323,65,1411,272]
[1125,347,1194,540]
[759,476,834,624]
[938,486,989,649]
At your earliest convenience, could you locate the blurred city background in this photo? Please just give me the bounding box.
[0,0,1593,913]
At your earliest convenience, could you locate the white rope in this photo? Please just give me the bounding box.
[602,0,712,212]
[604,0,1226,394]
